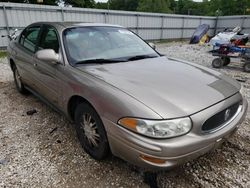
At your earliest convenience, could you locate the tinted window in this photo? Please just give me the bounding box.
[20,26,41,52]
[39,26,59,53]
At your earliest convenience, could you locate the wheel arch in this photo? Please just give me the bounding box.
[9,58,15,71]
[67,95,95,121]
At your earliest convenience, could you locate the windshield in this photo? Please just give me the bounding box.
[63,26,159,65]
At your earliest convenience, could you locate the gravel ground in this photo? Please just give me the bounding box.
[0,42,249,188]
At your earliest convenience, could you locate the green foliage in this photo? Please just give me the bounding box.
[108,0,139,11]
[169,0,250,16]
[2,0,250,15]
[1,0,56,5]
[220,0,249,16]
[64,0,95,8]
[0,51,7,59]
[137,0,172,13]
[209,0,249,16]
[95,2,108,9]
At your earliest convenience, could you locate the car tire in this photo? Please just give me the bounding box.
[243,63,250,73]
[222,57,230,66]
[74,102,110,160]
[212,58,223,68]
[13,64,29,94]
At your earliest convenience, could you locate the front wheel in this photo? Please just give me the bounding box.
[13,65,28,94]
[74,103,109,160]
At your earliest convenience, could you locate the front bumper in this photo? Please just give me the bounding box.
[103,93,248,170]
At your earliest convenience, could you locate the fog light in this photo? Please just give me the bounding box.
[139,154,166,164]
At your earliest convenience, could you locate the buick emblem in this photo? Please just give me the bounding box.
[224,109,231,121]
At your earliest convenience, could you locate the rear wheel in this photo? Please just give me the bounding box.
[222,57,230,66]
[74,103,109,160]
[13,65,28,94]
[243,63,250,73]
[212,58,223,68]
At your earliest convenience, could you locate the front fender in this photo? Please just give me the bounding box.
[61,66,162,125]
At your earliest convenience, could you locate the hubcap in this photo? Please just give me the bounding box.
[81,114,100,147]
[15,69,22,89]
[214,60,221,66]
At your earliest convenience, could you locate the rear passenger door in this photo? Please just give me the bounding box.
[33,25,61,106]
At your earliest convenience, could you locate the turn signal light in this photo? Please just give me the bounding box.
[119,118,137,129]
[139,154,166,164]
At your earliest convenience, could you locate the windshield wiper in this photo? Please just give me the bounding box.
[127,54,158,61]
[75,58,127,65]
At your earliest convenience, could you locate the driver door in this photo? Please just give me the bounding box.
[32,25,61,107]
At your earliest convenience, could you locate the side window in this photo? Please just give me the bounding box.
[19,26,41,52]
[39,26,59,53]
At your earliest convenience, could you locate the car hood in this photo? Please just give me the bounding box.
[77,56,240,119]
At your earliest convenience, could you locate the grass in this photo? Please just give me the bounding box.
[0,51,7,59]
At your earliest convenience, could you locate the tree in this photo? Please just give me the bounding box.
[137,0,172,13]
[95,2,108,9]
[201,0,250,16]
[64,0,95,8]
[220,0,249,15]
[108,0,139,11]
[1,0,95,7]
[2,0,250,15]
[1,0,56,5]
[169,0,177,13]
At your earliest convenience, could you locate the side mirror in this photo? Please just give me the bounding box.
[148,42,156,50]
[35,49,60,64]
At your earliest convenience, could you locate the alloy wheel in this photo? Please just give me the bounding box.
[81,113,100,147]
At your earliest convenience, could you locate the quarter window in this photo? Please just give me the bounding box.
[19,26,41,52]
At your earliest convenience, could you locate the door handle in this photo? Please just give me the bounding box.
[33,63,37,67]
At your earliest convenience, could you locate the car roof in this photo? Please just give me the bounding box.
[30,22,124,30]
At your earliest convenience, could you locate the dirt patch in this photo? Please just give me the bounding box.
[0,43,249,188]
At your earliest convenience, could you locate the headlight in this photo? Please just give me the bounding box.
[118,117,192,138]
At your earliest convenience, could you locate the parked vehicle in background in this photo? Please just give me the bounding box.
[7,22,248,170]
